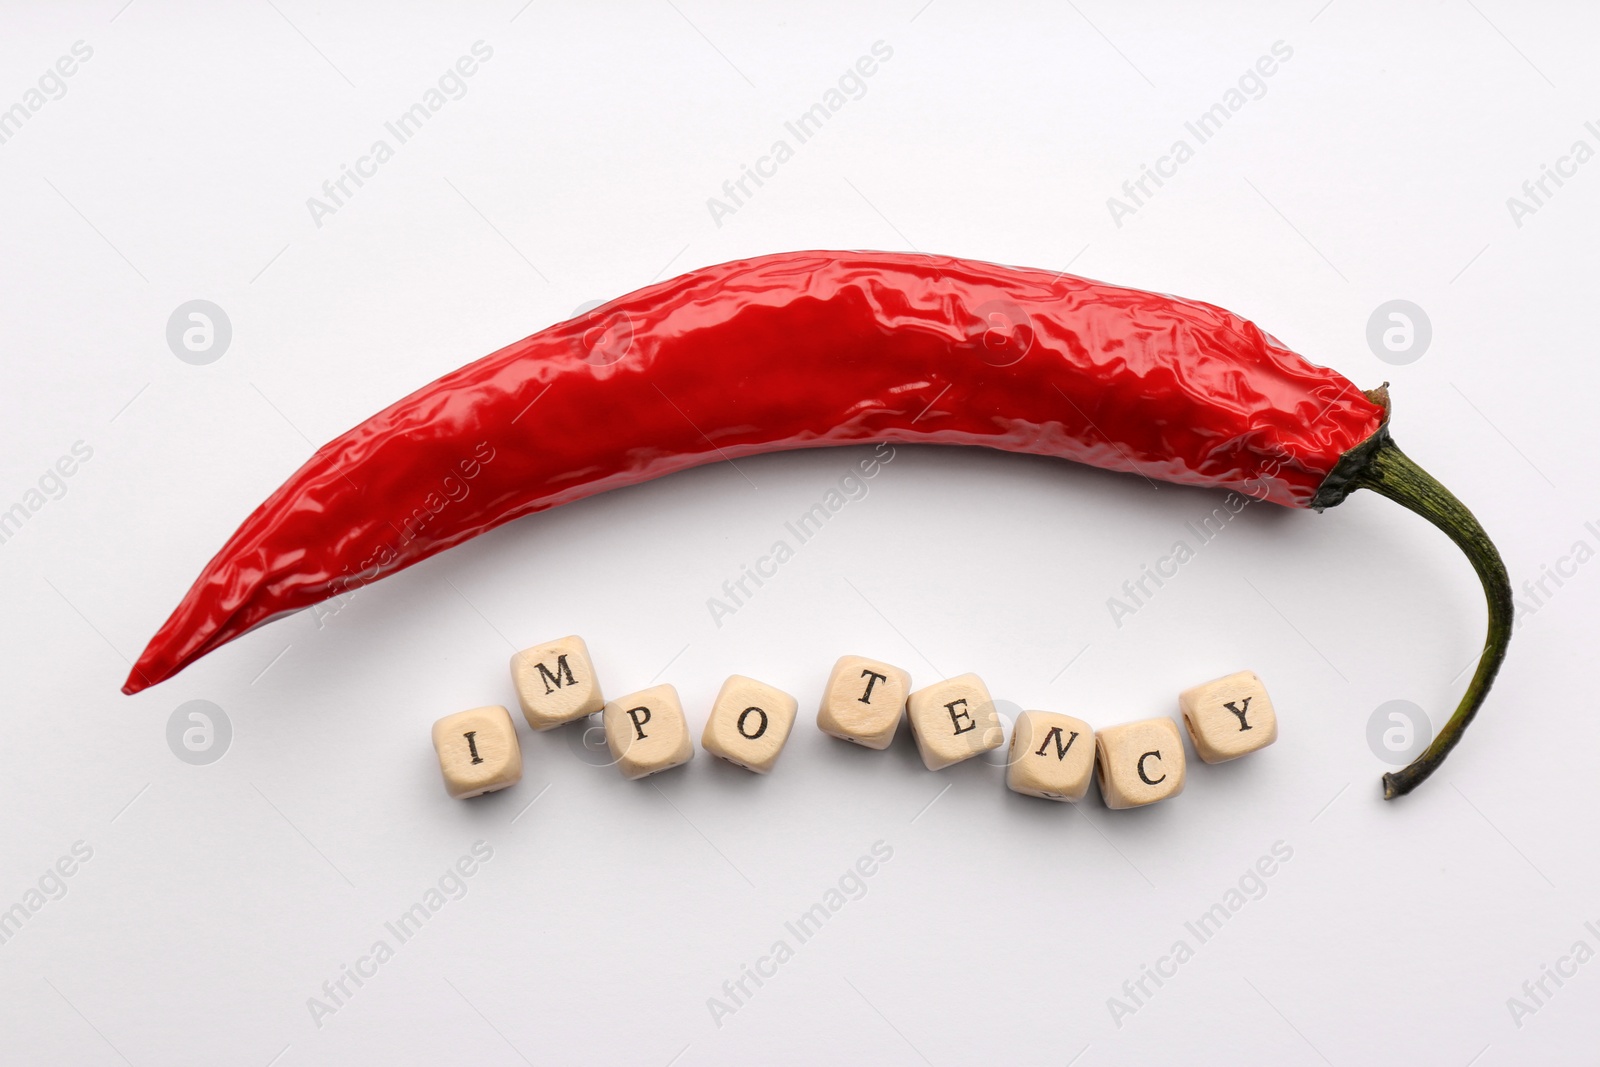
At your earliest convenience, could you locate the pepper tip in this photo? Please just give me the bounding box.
[122,663,157,696]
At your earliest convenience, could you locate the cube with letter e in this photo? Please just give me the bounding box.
[906,673,1003,771]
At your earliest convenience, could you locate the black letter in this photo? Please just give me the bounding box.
[858,669,887,704]
[737,706,768,739]
[1222,697,1253,731]
[626,706,651,739]
[463,731,483,764]
[1035,727,1079,760]
[535,654,577,694]
[1137,750,1166,785]
[945,699,975,735]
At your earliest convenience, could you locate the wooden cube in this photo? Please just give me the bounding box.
[602,684,693,780]
[817,655,910,749]
[701,675,798,773]
[1094,717,1186,809]
[1006,711,1095,802]
[906,673,1003,770]
[511,635,604,730]
[432,705,522,799]
[1179,670,1278,764]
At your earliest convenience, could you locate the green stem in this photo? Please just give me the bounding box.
[1342,433,1513,799]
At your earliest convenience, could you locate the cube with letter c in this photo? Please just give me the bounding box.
[1095,717,1186,809]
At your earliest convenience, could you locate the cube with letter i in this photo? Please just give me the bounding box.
[1179,670,1278,763]
[432,705,522,799]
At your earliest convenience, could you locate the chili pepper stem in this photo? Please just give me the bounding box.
[1349,434,1513,799]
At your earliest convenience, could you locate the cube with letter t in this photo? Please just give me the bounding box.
[817,654,910,749]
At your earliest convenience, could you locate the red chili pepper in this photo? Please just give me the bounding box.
[123,251,1510,798]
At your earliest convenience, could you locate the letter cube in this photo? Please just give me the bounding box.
[1179,670,1278,763]
[906,673,1003,770]
[1006,711,1095,802]
[701,675,798,773]
[432,705,522,799]
[602,684,693,780]
[1095,717,1186,809]
[511,635,604,730]
[817,655,910,749]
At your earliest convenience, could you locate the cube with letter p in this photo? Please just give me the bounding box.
[602,684,693,780]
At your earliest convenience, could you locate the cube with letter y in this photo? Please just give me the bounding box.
[1179,670,1278,763]
[906,673,1003,771]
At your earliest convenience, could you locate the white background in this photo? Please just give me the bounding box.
[1,2,1595,1064]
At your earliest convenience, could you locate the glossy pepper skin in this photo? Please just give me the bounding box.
[124,251,1509,800]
